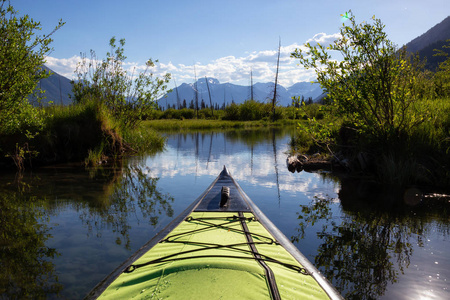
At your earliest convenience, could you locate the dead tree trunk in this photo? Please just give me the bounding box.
[205,76,214,117]
[272,38,281,122]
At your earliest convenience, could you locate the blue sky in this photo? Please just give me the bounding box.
[14,0,450,86]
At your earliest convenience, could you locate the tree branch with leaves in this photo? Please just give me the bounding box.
[0,0,64,134]
[291,11,425,143]
[72,37,171,128]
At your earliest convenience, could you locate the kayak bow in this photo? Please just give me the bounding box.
[86,166,342,299]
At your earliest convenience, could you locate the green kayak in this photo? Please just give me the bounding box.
[86,166,342,299]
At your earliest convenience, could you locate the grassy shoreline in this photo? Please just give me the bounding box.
[1,96,448,191]
[143,118,298,131]
[0,103,299,169]
[0,102,165,169]
[289,100,450,188]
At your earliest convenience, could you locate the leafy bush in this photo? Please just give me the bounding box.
[292,11,425,142]
[72,37,171,128]
[223,103,240,120]
[0,1,64,134]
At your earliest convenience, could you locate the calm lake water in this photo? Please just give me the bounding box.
[1,127,449,299]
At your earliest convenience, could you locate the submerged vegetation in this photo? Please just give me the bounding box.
[290,12,450,187]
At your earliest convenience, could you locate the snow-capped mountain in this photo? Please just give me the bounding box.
[158,78,323,108]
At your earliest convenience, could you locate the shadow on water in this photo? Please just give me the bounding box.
[292,177,450,299]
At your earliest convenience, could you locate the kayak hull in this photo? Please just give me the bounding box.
[86,167,342,299]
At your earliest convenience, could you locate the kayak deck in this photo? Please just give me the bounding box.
[98,211,329,299]
[88,167,341,299]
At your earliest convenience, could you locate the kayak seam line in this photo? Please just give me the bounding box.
[239,212,281,300]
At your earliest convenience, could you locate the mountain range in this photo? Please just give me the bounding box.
[35,66,73,106]
[159,78,323,109]
[405,16,450,70]
[405,16,450,53]
[36,15,450,107]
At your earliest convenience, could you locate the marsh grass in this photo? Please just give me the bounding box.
[290,98,450,187]
[85,142,108,167]
[0,100,166,168]
[143,118,297,131]
[122,124,165,153]
[37,101,122,164]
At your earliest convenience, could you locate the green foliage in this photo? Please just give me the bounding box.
[292,11,424,142]
[5,141,39,171]
[293,104,340,153]
[0,1,64,134]
[121,122,165,154]
[12,101,164,166]
[238,99,269,120]
[222,100,281,121]
[38,101,121,163]
[223,102,240,120]
[432,40,450,97]
[72,37,171,128]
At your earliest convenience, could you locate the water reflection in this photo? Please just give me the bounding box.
[294,178,450,299]
[0,160,174,298]
[147,127,316,192]
[1,127,448,299]
[0,192,62,298]
[78,162,174,249]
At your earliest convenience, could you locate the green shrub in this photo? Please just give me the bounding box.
[38,101,122,163]
[0,2,64,135]
[223,103,240,120]
[162,108,181,119]
[179,108,195,119]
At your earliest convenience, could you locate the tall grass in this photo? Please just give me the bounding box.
[122,124,165,154]
[0,100,166,167]
[143,119,264,131]
[37,101,122,164]
[290,98,450,187]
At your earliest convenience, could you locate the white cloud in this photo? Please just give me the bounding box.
[44,32,339,87]
[305,33,341,47]
[44,55,81,79]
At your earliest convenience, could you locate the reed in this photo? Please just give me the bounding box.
[0,100,166,167]
[143,118,298,131]
[290,97,450,187]
[37,101,122,164]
